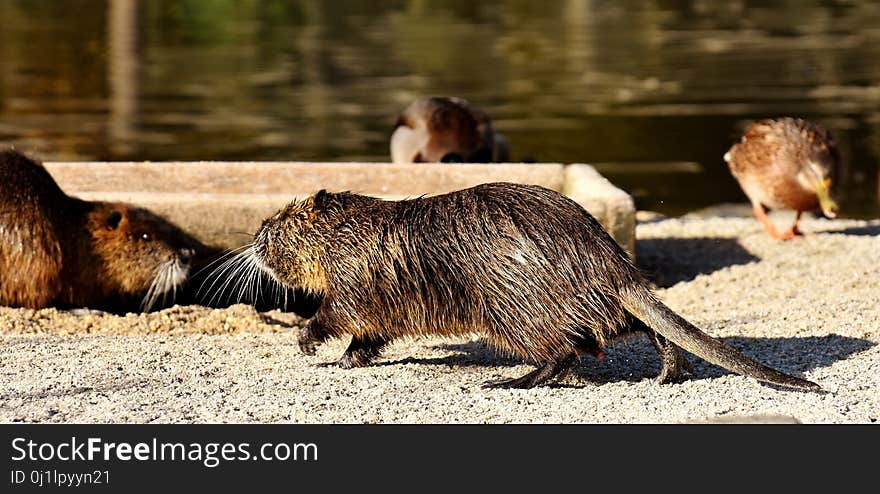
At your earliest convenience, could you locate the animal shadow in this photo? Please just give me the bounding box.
[691,334,874,381]
[637,237,760,288]
[379,341,523,368]
[1,378,150,402]
[595,333,872,386]
[821,224,880,237]
[380,334,873,387]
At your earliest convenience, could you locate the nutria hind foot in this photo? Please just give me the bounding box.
[648,331,693,384]
[324,335,390,369]
[482,354,578,389]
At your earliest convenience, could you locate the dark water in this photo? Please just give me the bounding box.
[1,0,879,217]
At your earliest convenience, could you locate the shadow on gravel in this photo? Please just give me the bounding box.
[823,225,880,237]
[590,334,874,386]
[687,334,875,381]
[637,237,760,288]
[1,379,149,402]
[380,334,874,388]
[379,341,523,368]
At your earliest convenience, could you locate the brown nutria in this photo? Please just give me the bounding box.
[724,117,840,240]
[246,183,820,391]
[391,97,509,163]
[0,148,202,312]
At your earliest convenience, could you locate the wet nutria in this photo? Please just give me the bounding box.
[248,183,820,391]
[391,97,509,163]
[0,148,202,312]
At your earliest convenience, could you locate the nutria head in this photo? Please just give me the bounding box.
[252,192,346,295]
[86,202,196,311]
[251,190,379,296]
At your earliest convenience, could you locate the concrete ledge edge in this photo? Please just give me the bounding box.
[44,161,636,257]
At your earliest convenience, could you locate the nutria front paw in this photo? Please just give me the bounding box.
[298,327,319,355]
[299,339,317,356]
[336,353,371,369]
[315,355,366,369]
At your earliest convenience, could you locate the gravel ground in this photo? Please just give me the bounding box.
[1,215,878,423]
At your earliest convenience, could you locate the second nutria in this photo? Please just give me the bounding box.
[390,97,509,163]
[246,183,820,391]
[0,149,203,312]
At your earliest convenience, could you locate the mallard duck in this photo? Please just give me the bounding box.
[724,117,840,240]
[390,97,509,163]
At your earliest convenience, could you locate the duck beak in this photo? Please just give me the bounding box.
[816,178,839,218]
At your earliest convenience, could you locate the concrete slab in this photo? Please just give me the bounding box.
[44,162,565,195]
[563,164,636,256]
[44,162,635,256]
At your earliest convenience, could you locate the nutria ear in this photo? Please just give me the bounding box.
[105,210,123,230]
[311,190,334,212]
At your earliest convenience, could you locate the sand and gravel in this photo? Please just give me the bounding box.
[1,214,878,423]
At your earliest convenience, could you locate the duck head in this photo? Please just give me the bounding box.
[798,151,839,218]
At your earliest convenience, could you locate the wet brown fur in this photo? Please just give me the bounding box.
[253,183,820,391]
[0,149,201,312]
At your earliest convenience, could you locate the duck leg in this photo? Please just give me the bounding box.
[782,210,805,238]
[752,203,797,240]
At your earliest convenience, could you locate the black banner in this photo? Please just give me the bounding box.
[1,424,873,492]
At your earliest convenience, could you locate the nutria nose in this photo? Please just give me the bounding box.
[178,247,195,262]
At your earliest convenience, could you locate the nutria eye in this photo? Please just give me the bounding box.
[140,233,151,241]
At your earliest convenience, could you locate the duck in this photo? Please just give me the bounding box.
[390,97,509,163]
[724,117,840,240]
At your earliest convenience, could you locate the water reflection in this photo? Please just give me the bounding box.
[0,0,878,217]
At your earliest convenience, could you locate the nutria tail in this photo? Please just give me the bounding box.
[621,285,822,392]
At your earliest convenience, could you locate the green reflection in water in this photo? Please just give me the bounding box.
[0,0,878,217]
